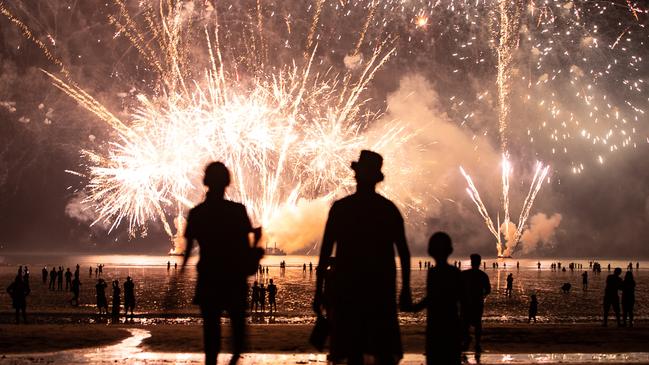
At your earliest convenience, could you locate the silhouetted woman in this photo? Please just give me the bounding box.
[96,279,108,314]
[622,271,635,327]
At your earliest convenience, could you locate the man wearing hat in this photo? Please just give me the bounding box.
[313,150,412,365]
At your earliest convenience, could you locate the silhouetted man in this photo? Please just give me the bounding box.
[259,283,266,312]
[42,267,48,284]
[412,232,462,365]
[111,279,121,321]
[7,274,30,324]
[70,276,81,306]
[251,281,260,312]
[268,279,278,313]
[460,254,491,362]
[603,267,623,326]
[182,161,261,365]
[124,276,136,319]
[582,271,588,290]
[313,150,412,365]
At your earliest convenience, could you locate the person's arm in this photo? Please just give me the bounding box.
[394,211,412,311]
[313,204,337,315]
[483,273,492,297]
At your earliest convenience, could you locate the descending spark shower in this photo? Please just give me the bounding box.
[3,0,647,255]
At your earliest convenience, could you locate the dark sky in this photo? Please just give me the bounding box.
[1,1,648,258]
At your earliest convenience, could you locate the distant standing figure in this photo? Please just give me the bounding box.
[251,281,260,312]
[42,267,48,284]
[57,267,64,291]
[622,271,635,327]
[65,268,73,291]
[603,267,623,326]
[259,283,266,312]
[303,263,307,273]
[537,261,541,270]
[505,273,514,297]
[98,264,103,275]
[89,267,93,277]
[174,262,178,270]
[124,276,136,319]
[516,261,520,270]
[49,267,56,290]
[309,262,313,273]
[70,276,81,306]
[412,232,462,365]
[313,150,412,365]
[7,275,30,324]
[267,279,278,313]
[111,280,121,321]
[528,295,538,323]
[460,253,491,363]
[582,271,588,290]
[167,261,171,271]
[96,279,108,314]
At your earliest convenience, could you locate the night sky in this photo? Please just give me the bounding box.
[1,0,648,258]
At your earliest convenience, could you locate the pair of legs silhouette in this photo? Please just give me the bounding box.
[201,305,246,365]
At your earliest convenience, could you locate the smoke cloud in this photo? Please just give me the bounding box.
[519,213,563,254]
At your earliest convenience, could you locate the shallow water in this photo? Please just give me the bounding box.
[0,255,646,324]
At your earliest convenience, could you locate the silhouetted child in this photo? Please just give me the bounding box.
[268,279,278,313]
[528,295,538,323]
[124,276,136,319]
[412,232,462,365]
[7,274,30,324]
[96,279,108,314]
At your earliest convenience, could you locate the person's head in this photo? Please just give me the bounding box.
[269,279,274,284]
[127,276,131,281]
[624,271,634,281]
[531,294,537,301]
[351,150,384,188]
[470,253,481,269]
[614,267,622,276]
[253,280,258,286]
[428,231,453,262]
[203,161,231,192]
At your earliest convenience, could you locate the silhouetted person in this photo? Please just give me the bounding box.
[7,274,30,324]
[70,276,81,306]
[460,253,491,362]
[505,273,514,297]
[412,232,462,365]
[174,262,178,270]
[622,271,635,327]
[603,267,623,326]
[528,295,538,323]
[57,267,63,291]
[167,261,171,271]
[65,268,72,291]
[313,150,411,365]
[582,271,588,290]
[96,279,108,314]
[49,267,56,290]
[537,261,541,270]
[98,264,103,275]
[95,267,99,277]
[309,262,313,273]
[42,267,48,284]
[182,161,262,365]
[251,281,260,312]
[636,262,639,270]
[111,279,121,321]
[516,261,519,270]
[124,276,136,319]
[89,267,93,277]
[268,279,277,313]
[259,283,266,312]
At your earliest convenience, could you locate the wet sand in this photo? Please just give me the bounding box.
[0,324,130,353]
[3,322,640,355]
[141,322,649,354]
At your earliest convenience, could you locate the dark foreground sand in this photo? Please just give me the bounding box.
[141,323,649,354]
[1,323,647,355]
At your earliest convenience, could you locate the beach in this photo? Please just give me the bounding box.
[1,255,647,363]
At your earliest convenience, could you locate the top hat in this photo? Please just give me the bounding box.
[351,150,384,182]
